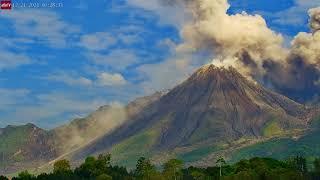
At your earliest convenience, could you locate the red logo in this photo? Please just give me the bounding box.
[1,1,12,10]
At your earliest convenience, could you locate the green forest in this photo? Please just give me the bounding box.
[2,154,320,180]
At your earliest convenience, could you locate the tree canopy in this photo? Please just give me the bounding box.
[5,154,320,180]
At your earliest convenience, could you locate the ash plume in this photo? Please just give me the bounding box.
[310,7,320,33]
[269,8,320,102]
[159,0,320,103]
[54,104,128,153]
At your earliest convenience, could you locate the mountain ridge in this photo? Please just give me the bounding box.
[1,64,319,174]
[69,64,313,164]
[0,91,166,174]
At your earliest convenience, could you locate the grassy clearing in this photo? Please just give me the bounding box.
[263,120,283,137]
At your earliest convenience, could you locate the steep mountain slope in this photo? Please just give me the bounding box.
[229,114,320,163]
[0,124,56,174]
[52,91,164,153]
[1,65,317,174]
[71,65,313,166]
[0,92,165,174]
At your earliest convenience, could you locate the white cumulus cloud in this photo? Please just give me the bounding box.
[97,72,127,86]
[79,32,117,51]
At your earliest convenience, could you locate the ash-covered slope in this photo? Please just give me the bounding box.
[52,91,164,153]
[0,92,165,174]
[72,65,311,161]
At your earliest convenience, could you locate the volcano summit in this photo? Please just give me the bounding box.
[70,64,313,165]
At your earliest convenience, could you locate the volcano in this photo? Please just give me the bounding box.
[71,65,312,164]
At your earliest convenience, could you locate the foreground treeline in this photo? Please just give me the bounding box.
[1,154,320,180]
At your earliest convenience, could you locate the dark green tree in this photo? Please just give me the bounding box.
[74,154,112,178]
[75,156,96,178]
[296,156,307,174]
[163,159,184,180]
[190,170,206,180]
[0,175,8,180]
[53,159,71,173]
[287,156,308,175]
[96,173,113,180]
[134,157,158,179]
[314,158,320,174]
[97,154,111,170]
[14,170,35,180]
[216,157,226,177]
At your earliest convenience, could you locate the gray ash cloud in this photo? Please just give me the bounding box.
[158,0,320,103]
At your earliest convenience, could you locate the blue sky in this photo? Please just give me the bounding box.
[0,0,319,128]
